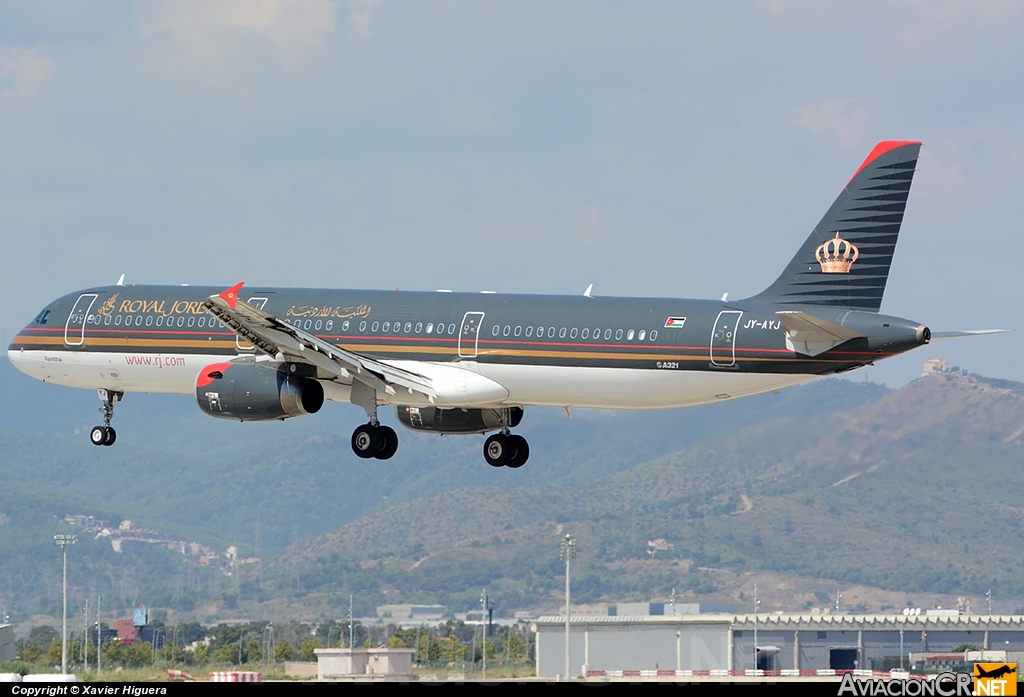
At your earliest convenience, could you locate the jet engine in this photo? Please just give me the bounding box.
[396,406,523,434]
[195,362,324,421]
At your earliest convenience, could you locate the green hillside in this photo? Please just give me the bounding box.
[265,366,1024,616]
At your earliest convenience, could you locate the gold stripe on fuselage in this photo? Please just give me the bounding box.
[10,334,871,364]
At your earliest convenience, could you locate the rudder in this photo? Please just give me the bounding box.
[746,140,922,312]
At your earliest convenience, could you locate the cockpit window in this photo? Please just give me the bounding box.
[33,309,51,325]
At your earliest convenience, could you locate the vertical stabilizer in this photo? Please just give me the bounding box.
[746,141,921,312]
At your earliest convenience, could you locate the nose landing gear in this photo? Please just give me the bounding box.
[90,389,122,446]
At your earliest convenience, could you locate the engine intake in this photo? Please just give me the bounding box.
[196,362,324,421]
[396,406,523,434]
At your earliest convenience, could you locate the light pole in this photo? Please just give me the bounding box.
[480,589,487,679]
[560,534,576,681]
[54,534,77,675]
[753,583,759,673]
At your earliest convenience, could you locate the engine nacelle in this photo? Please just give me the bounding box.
[396,406,523,434]
[196,362,324,421]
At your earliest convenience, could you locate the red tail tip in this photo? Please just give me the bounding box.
[220,282,245,310]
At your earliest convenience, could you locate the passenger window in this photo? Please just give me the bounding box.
[304,320,311,330]
[115,315,122,326]
[650,330,658,341]
[359,321,366,332]
[448,323,456,334]
[177,317,185,327]
[104,315,111,326]
[186,316,194,327]
[492,325,499,336]
[615,329,622,340]
[638,329,646,340]
[415,322,422,333]
[581,328,589,339]
[340,320,348,331]
[147,316,154,327]
[156,316,163,327]
[382,321,390,332]
[329,320,336,331]
[627,329,634,340]
[548,327,555,338]
[315,320,323,331]
[405,322,412,333]
[503,325,510,337]
[604,329,611,340]
[559,327,566,338]
[525,326,533,337]
[372,321,379,332]
[537,326,544,337]
[593,328,600,339]
[514,326,522,337]
[426,323,433,333]
[570,328,577,339]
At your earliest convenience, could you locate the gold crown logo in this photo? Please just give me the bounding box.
[815,232,859,274]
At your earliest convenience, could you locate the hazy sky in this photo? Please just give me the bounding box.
[2,1,1021,387]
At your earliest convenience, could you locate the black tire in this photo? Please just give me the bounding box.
[351,424,383,459]
[90,426,107,446]
[103,427,117,446]
[374,426,399,460]
[506,434,529,468]
[484,433,511,468]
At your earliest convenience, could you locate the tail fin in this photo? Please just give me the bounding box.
[746,140,922,312]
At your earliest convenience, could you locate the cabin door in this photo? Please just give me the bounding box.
[64,293,98,346]
[458,312,485,358]
[710,310,742,366]
[236,297,268,351]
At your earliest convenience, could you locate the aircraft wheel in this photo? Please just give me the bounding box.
[352,424,383,459]
[374,426,399,460]
[484,433,512,468]
[103,427,117,446]
[506,434,529,469]
[90,426,107,446]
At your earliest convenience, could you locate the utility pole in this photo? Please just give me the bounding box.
[560,534,576,682]
[349,595,355,649]
[753,581,761,675]
[83,600,88,672]
[54,534,77,675]
[986,589,992,616]
[480,589,488,679]
[97,595,102,675]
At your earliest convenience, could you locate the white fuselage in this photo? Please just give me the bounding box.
[8,348,819,411]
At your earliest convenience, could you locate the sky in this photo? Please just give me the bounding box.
[1,1,1022,387]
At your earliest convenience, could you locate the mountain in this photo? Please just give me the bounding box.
[0,357,886,616]
[266,363,1024,616]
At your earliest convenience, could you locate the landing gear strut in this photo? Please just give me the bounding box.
[90,389,122,447]
[483,408,529,468]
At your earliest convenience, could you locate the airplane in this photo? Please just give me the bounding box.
[7,141,1005,468]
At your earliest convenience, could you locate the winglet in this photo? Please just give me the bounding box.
[220,282,245,310]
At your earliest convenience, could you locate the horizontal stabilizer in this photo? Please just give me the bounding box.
[930,329,1009,339]
[776,310,864,356]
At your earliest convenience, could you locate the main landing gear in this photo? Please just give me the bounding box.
[483,408,529,468]
[351,410,398,461]
[90,389,122,447]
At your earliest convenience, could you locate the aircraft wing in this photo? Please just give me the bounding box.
[776,310,865,356]
[203,283,436,402]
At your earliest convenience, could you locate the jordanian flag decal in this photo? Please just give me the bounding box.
[664,317,686,328]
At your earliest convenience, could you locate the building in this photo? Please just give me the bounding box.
[314,648,416,679]
[534,613,1024,678]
